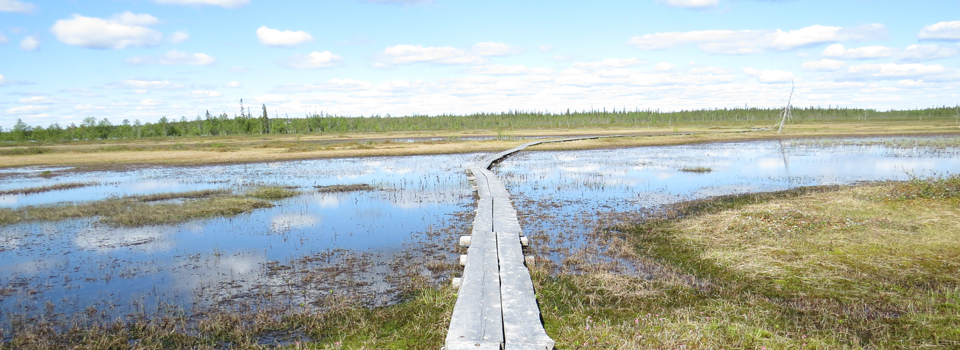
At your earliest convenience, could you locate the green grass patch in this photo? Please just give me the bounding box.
[247,186,300,200]
[314,183,376,193]
[679,166,712,173]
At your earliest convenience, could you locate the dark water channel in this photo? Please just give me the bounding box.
[0,136,959,334]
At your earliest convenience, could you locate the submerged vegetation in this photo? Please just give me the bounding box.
[0,189,278,227]
[314,183,376,193]
[679,166,712,173]
[2,105,959,143]
[0,182,95,196]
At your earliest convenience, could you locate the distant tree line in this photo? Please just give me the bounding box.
[1,103,958,143]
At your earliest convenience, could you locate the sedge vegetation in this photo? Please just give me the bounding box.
[536,175,960,349]
[0,186,298,227]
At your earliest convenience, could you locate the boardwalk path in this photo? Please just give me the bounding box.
[444,137,605,350]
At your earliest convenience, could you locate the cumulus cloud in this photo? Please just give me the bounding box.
[376,44,483,66]
[127,50,217,66]
[574,58,647,69]
[256,26,314,47]
[274,78,372,92]
[51,13,162,49]
[846,63,946,79]
[277,51,344,69]
[468,65,554,75]
[0,0,36,13]
[627,24,886,54]
[822,44,896,59]
[170,30,190,43]
[918,21,960,41]
[742,67,794,83]
[657,0,718,9]
[112,11,162,26]
[900,44,958,62]
[655,63,676,71]
[188,90,222,98]
[152,0,249,8]
[801,58,847,71]
[227,81,241,88]
[19,35,39,51]
[113,79,187,90]
[472,42,523,56]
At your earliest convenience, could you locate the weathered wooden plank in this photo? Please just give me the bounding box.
[445,169,503,350]
[497,231,554,350]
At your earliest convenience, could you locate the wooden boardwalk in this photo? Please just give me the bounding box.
[444,137,602,350]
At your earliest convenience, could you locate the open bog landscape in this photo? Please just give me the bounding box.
[1,126,960,349]
[4,0,960,348]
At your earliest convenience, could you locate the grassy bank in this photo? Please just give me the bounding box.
[536,176,960,349]
[1,119,958,169]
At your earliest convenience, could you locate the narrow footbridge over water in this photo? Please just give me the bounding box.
[444,137,606,350]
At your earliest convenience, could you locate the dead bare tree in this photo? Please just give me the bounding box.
[776,81,795,134]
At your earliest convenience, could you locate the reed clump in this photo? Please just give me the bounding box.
[246,186,300,200]
[314,184,376,193]
[0,182,96,196]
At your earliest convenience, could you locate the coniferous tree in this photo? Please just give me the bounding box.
[261,104,270,134]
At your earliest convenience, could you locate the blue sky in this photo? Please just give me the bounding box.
[1,0,959,129]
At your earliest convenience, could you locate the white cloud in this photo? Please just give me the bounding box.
[112,11,161,26]
[537,45,553,52]
[574,58,647,69]
[170,30,190,43]
[51,13,162,49]
[847,63,946,78]
[0,0,36,13]
[277,51,344,69]
[918,21,960,41]
[655,63,676,71]
[801,58,847,71]
[188,90,222,98]
[152,0,249,8]
[900,44,957,62]
[472,42,523,56]
[376,44,482,66]
[657,0,718,9]
[822,44,896,59]
[127,50,217,65]
[627,24,886,54]
[468,65,554,75]
[256,26,314,47]
[0,31,7,44]
[227,81,241,88]
[274,78,372,92]
[19,35,38,51]
[742,67,794,83]
[115,79,187,90]
[896,79,925,88]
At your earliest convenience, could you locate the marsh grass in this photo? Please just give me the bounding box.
[679,166,712,173]
[1,287,456,350]
[536,176,960,348]
[0,189,275,227]
[0,182,96,196]
[246,186,300,200]
[314,184,376,193]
